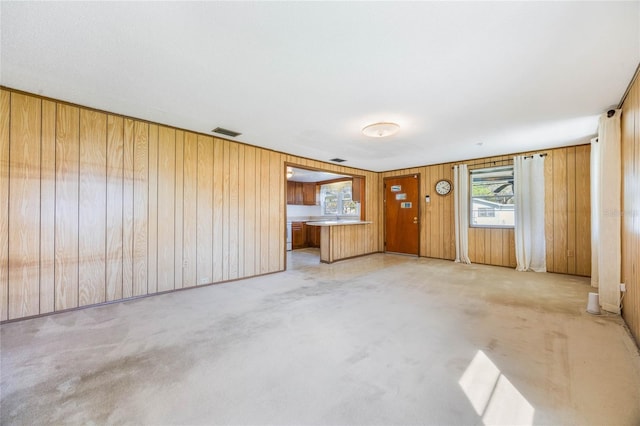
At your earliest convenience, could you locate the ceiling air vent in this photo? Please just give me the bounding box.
[330,158,347,163]
[212,127,242,137]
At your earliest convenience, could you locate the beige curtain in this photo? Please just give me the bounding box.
[454,165,471,264]
[513,155,546,272]
[591,110,621,314]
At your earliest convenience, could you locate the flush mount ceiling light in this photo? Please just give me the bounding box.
[286,167,294,179]
[362,122,400,138]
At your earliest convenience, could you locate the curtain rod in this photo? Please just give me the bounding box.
[450,158,512,169]
[451,153,547,169]
[617,62,640,108]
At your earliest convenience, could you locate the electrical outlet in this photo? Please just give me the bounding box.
[620,283,626,292]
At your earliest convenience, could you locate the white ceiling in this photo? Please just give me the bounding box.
[287,167,349,183]
[1,2,638,172]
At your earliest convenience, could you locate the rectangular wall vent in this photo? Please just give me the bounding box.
[330,158,347,163]
[212,127,242,137]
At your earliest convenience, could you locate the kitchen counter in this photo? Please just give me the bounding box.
[306,220,372,227]
[287,215,361,223]
[305,220,374,263]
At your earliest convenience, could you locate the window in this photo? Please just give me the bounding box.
[470,166,514,227]
[320,181,358,216]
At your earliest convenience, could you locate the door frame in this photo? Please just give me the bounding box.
[383,173,421,256]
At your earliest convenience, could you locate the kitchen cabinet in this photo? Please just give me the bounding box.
[352,177,362,202]
[302,183,316,205]
[294,183,304,205]
[287,181,317,205]
[287,181,303,205]
[292,221,307,249]
[307,225,320,248]
[286,181,296,205]
[352,176,365,220]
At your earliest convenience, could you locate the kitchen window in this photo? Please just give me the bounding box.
[470,166,515,228]
[320,181,358,216]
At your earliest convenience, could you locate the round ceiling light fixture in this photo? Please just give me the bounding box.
[362,122,400,138]
[286,167,294,179]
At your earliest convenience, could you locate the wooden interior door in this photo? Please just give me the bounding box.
[384,175,420,255]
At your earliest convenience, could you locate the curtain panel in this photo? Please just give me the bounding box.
[591,110,622,314]
[513,155,546,272]
[454,165,471,264]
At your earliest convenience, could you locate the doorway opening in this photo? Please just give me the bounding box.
[285,165,366,268]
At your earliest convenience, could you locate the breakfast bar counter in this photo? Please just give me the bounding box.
[306,220,373,263]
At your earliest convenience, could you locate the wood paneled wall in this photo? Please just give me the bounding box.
[0,86,595,323]
[380,146,591,275]
[0,88,381,321]
[621,70,640,345]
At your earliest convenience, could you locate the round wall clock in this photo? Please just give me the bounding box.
[435,179,452,196]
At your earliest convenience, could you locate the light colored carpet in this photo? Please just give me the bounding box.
[1,253,639,425]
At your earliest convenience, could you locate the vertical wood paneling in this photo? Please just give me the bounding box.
[78,109,107,306]
[221,140,230,281]
[566,147,577,275]
[237,145,245,277]
[174,130,184,289]
[634,77,639,344]
[430,167,440,258]
[1,89,383,322]
[509,229,517,268]
[212,138,224,282]
[243,146,256,277]
[382,146,588,271]
[476,229,486,264]
[8,93,41,319]
[501,229,510,267]
[635,77,640,344]
[279,155,286,270]
[442,165,455,260]
[490,230,502,265]
[553,149,568,273]
[197,135,213,285]
[259,150,270,273]
[229,142,239,280]
[132,121,148,296]
[321,226,331,262]
[544,151,555,272]
[621,72,640,345]
[436,165,445,259]
[484,229,492,264]
[40,100,56,313]
[157,126,175,292]
[147,125,159,294]
[633,102,637,338]
[55,103,79,311]
[106,115,124,301]
[467,228,476,262]
[122,118,134,298]
[269,152,281,271]
[182,132,197,287]
[0,90,8,321]
[575,145,591,276]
